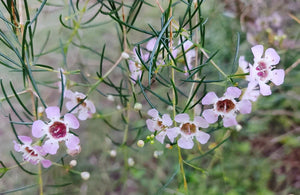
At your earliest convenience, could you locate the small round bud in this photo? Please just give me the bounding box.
[134,102,142,111]
[235,124,242,132]
[107,95,115,102]
[137,140,144,147]
[69,160,77,167]
[165,143,172,149]
[146,136,150,140]
[150,134,155,139]
[128,157,135,167]
[121,52,130,59]
[67,145,81,157]
[150,140,154,144]
[153,150,163,158]
[110,149,117,157]
[167,105,173,111]
[116,105,122,110]
[81,171,90,180]
[38,107,44,115]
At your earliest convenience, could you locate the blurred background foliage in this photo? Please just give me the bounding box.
[0,0,299,194]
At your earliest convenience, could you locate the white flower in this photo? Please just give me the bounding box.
[81,171,90,180]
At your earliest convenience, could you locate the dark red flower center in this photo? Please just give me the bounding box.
[76,97,86,107]
[216,99,235,113]
[256,61,269,80]
[49,121,67,139]
[181,123,196,135]
[25,147,38,157]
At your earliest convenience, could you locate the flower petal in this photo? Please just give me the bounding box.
[64,113,79,129]
[224,87,241,99]
[43,140,59,155]
[146,38,156,51]
[223,116,238,127]
[146,119,156,132]
[87,100,96,113]
[178,137,194,149]
[147,109,159,118]
[18,136,32,145]
[64,90,74,99]
[155,131,166,144]
[13,141,21,152]
[259,82,271,96]
[166,127,180,143]
[174,113,190,123]
[202,109,218,124]
[251,45,264,60]
[41,159,52,168]
[265,48,280,65]
[195,131,210,144]
[239,56,249,73]
[238,100,252,114]
[78,111,89,121]
[162,114,172,127]
[65,101,78,113]
[32,120,46,138]
[202,92,218,105]
[194,116,209,128]
[45,106,61,120]
[271,69,285,86]
[65,134,80,150]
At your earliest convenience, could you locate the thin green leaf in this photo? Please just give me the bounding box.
[231,32,240,74]
[10,151,38,175]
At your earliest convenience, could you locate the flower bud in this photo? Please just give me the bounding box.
[137,140,144,147]
[153,150,163,158]
[107,95,115,102]
[69,160,77,167]
[121,52,130,59]
[128,157,135,167]
[81,171,90,180]
[110,149,117,157]
[134,102,142,111]
[235,124,242,132]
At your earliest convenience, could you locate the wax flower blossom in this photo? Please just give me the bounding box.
[179,39,196,75]
[239,45,285,96]
[32,106,80,155]
[13,136,52,168]
[65,90,96,120]
[167,114,210,149]
[202,87,252,127]
[146,109,173,144]
[128,47,144,84]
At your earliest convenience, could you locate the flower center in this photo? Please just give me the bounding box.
[156,120,166,131]
[216,99,235,113]
[76,97,86,107]
[256,61,269,80]
[49,121,67,139]
[25,147,38,157]
[181,123,196,135]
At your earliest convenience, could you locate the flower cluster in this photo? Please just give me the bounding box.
[145,45,285,149]
[13,72,96,168]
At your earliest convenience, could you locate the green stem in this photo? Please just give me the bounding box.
[38,163,43,195]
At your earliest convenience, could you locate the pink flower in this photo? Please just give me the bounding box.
[245,45,285,96]
[167,114,210,149]
[13,136,52,168]
[180,39,196,75]
[32,106,80,155]
[65,90,96,120]
[242,81,260,102]
[129,47,143,84]
[202,87,252,127]
[146,109,173,144]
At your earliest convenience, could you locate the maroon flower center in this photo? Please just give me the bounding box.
[256,61,269,80]
[155,120,166,131]
[76,97,86,107]
[25,147,38,157]
[49,121,67,139]
[181,123,196,135]
[216,99,235,113]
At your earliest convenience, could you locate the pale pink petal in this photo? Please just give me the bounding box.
[146,119,156,132]
[87,101,96,113]
[166,127,180,143]
[202,92,218,105]
[195,131,210,144]
[251,45,264,60]
[237,100,252,114]
[223,116,238,127]
[239,56,249,73]
[34,145,46,156]
[78,111,89,120]
[45,106,61,120]
[65,134,80,150]
[183,40,193,51]
[65,101,78,113]
[194,116,209,128]
[178,137,194,149]
[174,113,190,123]
[64,90,74,99]
[43,140,59,155]
[147,109,159,118]
[265,48,280,65]
[13,141,21,152]
[202,109,218,124]
[18,136,32,145]
[242,81,260,102]
[32,120,46,138]
[41,159,52,168]
[224,87,241,99]
[155,131,166,144]
[146,38,156,51]
[162,114,172,127]
[64,113,79,129]
[259,82,271,96]
[271,69,285,86]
